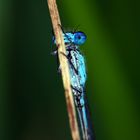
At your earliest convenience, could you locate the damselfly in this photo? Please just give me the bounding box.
[52,27,94,140]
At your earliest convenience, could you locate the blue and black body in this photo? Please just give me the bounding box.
[53,28,95,140]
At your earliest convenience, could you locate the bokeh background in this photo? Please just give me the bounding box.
[0,0,140,140]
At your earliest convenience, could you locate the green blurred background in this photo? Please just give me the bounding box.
[0,0,140,140]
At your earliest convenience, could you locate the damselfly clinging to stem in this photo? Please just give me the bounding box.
[52,25,95,140]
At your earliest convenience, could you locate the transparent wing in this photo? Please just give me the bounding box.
[69,49,87,87]
[77,51,87,87]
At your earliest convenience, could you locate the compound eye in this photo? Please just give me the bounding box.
[74,32,86,45]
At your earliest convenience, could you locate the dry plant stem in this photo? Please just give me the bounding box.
[47,0,80,140]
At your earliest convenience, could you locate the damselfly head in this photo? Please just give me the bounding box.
[73,31,86,45]
[52,31,86,46]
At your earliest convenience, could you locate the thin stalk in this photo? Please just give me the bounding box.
[47,0,80,140]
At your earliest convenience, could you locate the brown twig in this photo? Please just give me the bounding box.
[47,0,80,140]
